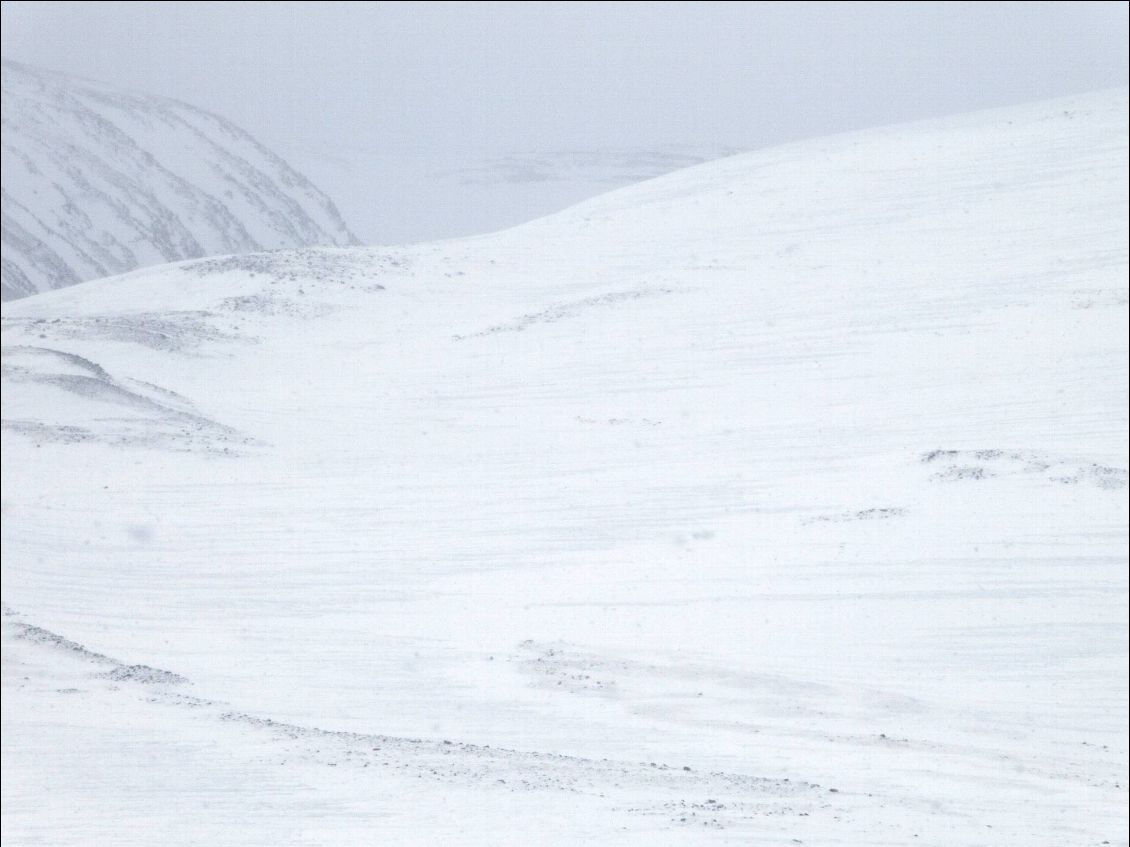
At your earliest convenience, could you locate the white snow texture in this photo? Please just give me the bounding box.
[2,88,1128,845]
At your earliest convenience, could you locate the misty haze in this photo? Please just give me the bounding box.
[1,2,1127,844]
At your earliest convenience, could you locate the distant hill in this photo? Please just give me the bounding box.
[0,60,358,300]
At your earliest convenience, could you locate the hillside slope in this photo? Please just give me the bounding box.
[1,89,1127,845]
[0,60,357,301]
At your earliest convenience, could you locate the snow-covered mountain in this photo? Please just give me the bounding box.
[2,89,1127,845]
[0,60,357,301]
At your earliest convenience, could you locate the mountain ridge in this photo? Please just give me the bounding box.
[0,59,358,301]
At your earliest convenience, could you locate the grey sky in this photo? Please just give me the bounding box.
[3,1,1128,243]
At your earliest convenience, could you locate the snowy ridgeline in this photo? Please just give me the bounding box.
[0,60,357,301]
[1,89,1127,844]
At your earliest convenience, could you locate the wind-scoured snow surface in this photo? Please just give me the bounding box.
[0,60,357,302]
[2,90,1127,845]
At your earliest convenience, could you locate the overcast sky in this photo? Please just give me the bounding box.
[3,1,1128,243]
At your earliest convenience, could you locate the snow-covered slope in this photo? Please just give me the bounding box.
[2,89,1127,845]
[0,60,357,301]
